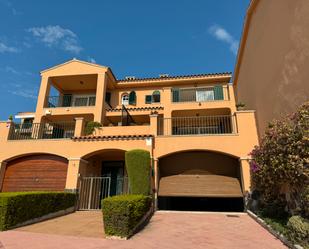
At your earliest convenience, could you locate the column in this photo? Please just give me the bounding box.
[74,117,85,137]
[0,121,13,140]
[34,76,51,123]
[94,73,107,123]
[149,113,158,136]
[153,158,159,210]
[240,158,251,193]
[65,158,88,191]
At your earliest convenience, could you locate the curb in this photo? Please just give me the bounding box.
[247,210,303,249]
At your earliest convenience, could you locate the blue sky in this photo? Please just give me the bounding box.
[0,0,249,120]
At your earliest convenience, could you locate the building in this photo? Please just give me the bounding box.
[0,59,258,210]
[234,0,309,136]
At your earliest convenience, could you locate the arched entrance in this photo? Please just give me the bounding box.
[158,150,244,211]
[78,149,129,210]
[2,154,68,192]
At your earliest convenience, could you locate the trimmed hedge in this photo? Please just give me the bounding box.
[102,194,152,238]
[0,191,76,231]
[125,149,151,195]
[287,216,309,248]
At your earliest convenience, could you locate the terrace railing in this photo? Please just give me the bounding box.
[157,115,237,136]
[8,121,75,140]
[46,95,96,108]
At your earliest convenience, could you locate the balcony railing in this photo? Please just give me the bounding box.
[46,95,96,108]
[171,86,229,103]
[8,122,75,140]
[158,115,237,136]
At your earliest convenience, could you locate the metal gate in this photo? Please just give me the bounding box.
[78,177,111,210]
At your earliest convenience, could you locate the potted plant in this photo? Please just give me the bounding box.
[8,115,13,121]
[236,102,246,111]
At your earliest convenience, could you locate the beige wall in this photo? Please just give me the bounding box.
[235,0,309,135]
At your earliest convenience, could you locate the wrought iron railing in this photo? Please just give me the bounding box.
[8,122,75,140]
[171,86,228,103]
[46,95,96,108]
[157,115,237,136]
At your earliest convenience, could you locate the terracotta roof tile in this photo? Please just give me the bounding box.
[117,72,232,83]
[106,106,163,112]
[72,134,153,141]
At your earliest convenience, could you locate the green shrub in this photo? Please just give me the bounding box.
[125,149,151,195]
[287,216,309,248]
[84,121,102,135]
[102,194,152,238]
[0,191,76,231]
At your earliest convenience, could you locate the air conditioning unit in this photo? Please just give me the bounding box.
[159,74,169,78]
[125,76,136,80]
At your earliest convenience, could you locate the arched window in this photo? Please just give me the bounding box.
[152,90,160,103]
[121,93,129,105]
[129,91,136,105]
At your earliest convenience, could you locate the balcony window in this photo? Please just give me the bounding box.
[72,95,96,106]
[196,89,214,102]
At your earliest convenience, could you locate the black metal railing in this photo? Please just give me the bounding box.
[46,95,96,108]
[121,105,135,126]
[8,122,75,140]
[157,115,237,136]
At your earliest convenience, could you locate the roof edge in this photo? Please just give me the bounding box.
[40,58,108,74]
[233,0,260,86]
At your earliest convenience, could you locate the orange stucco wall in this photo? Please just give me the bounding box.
[235,0,309,135]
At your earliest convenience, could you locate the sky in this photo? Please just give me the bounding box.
[0,0,249,120]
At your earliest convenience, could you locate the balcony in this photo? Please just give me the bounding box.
[157,115,237,136]
[46,95,96,108]
[171,85,229,103]
[8,122,75,140]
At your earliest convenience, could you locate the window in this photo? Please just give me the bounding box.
[129,91,136,105]
[122,93,129,105]
[152,91,160,103]
[145,95,152,104]
[196,89,214,102]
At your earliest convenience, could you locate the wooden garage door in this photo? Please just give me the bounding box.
[2,155,68,192]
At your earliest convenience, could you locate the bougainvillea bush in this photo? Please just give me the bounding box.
[250,102,309,217]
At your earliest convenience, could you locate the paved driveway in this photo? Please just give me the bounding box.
[0,211,287,249]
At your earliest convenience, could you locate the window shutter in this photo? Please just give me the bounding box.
[129,91,136,105]
[105,92,111,104]
[214,85,224,100]
[172,88,180,102]
[145,95,152,104]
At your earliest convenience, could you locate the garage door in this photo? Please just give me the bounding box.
[158,174,243,197]
[2,155,68,192]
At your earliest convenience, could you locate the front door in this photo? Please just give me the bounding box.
[102,161,124,196]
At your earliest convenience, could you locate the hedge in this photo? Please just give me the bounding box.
[0,191,76,231]
[102,194,152,238]
[125,149,151,195]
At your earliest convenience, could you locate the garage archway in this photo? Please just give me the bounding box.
[1,154,68,192]
[158,150,244,212]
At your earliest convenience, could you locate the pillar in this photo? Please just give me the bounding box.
[34,76,51,123]
[153,158,159,210]
[65,158,88,191]
[240,158,251,193]
[74,117,85,137]
[150,113,158,136]
[94,73,107,123]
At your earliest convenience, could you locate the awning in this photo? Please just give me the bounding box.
[158,174,243,198]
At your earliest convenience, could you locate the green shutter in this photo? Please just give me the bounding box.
[172,88,180,102]
[105,92,111,104]
[145,95,152,104]
[214,85,224,100]
[129,91,136,105]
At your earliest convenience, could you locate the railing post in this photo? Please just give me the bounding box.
[74,117,85,137]
[150,113,158,136]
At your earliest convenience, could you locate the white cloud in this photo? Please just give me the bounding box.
[0,42,18,53]
[27,25,82,54]
[8,89,36,99]
[209,25,239,55]
[87,57,96,63]
[4,66,19,74]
